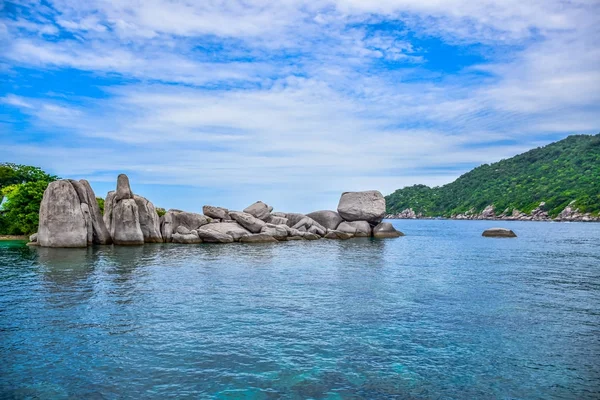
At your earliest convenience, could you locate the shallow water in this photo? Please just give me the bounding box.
[1,220,599,399]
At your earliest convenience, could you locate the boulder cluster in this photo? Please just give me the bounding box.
[30,175,404,247]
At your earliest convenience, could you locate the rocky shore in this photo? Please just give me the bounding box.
[386,202,600,222]
[29,174,404,248]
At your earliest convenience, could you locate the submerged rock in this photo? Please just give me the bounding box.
[337,190,386,223]
[373,222,404,238]
[324,230,353,240]
[482,228,517,238]
[240,233,278,243]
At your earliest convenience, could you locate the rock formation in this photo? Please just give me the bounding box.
[482,228,517,238]
[38,179,112,248]
[337,190,386,223]
[36,175,406,247]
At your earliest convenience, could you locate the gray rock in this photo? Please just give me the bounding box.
[287,235,304,240]
[337,190,386,223]
[266,215,288,225]
[480,205,495,219]
[243,201,272,221]
[196,226,235,243]
[307,225,326,236]
[373,222,404,238]
[271,212,287,218]
[103,191,116,233]
[284,213,308,227]
[68,179,88,204]
[337,221,371,237]
[302,232,321,240]
[161,210,209,242]
[324,230,353,240]
[482,228,517,238]
[176,225,191,235]
[202,222,250,241]
[114,173,133,201]
[80,202,94,244]
[38,180,88,248]
[172,231,202,244]
[203,205,230,220]
[306,210,343,230]
[29,233,38,242]
[260,224,288,241]
[134,195,163,243]
[80,180,111,244]
[240,233,278,243]
[229,211,266,233]
[111,198,145,245]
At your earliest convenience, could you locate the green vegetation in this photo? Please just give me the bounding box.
[156,207,166,217]
[96,197,105,215]
[386,134,600,217]
[0,164,58,235]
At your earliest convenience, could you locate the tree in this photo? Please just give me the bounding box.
[0,181,50,235]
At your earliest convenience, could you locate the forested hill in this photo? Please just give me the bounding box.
[385,134,600,217]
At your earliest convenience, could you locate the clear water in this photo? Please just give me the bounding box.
[1,220,599,399]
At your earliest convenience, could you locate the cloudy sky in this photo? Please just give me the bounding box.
[1,0,599,212]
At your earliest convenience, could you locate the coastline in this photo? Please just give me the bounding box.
[0,235,29,241]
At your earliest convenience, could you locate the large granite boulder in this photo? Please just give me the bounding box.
[114,173,133,201]
[134,195,162,243]
[80,180,111,244]
[161,210,209,242]
[103,191,116,233]
[38,180,88,248]
[203,205,230,220]
[373,222,404,238]
[202,222,250,241]
[196,226,235,243]
[111,198,144,245]
[260,224,288,241]
[306,210,343,230]
[240,233,278,243]
[266,215,288,225]
[172,231,202,244]
[482,228,517,238]
[243,201,272,221]
[229,211,266,233]
[337,221,371,237]
[284,213,326,236]
[337,190,386,223]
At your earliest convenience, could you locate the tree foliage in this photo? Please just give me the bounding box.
[386,134,600,217]
[0,163,59,235]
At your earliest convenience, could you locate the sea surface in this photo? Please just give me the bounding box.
[1,220,599,399]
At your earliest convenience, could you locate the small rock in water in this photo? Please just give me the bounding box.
[372,222,404,238]
[482,228,517,238]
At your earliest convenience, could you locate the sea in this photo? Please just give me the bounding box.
[1,220,599,399]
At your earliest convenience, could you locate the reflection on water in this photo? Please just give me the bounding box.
[1,220,600,399]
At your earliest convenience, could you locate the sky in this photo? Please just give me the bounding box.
[1,0,599,213]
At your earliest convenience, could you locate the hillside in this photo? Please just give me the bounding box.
[385,134,600,217]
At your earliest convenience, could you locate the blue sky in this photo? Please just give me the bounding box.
[1,0,599,213]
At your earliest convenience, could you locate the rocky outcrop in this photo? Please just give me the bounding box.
[337,191,386,223]
[38,179,112,248]
[306,210,343,230]
[36,174,405,247]
[482,228,517,238]
[373,222,404,238]
[104,174,145,245]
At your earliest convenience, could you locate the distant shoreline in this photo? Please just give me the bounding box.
[385,216,599,223]
[0,235,29,241]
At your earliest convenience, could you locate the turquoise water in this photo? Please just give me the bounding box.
[1,220,599,399]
